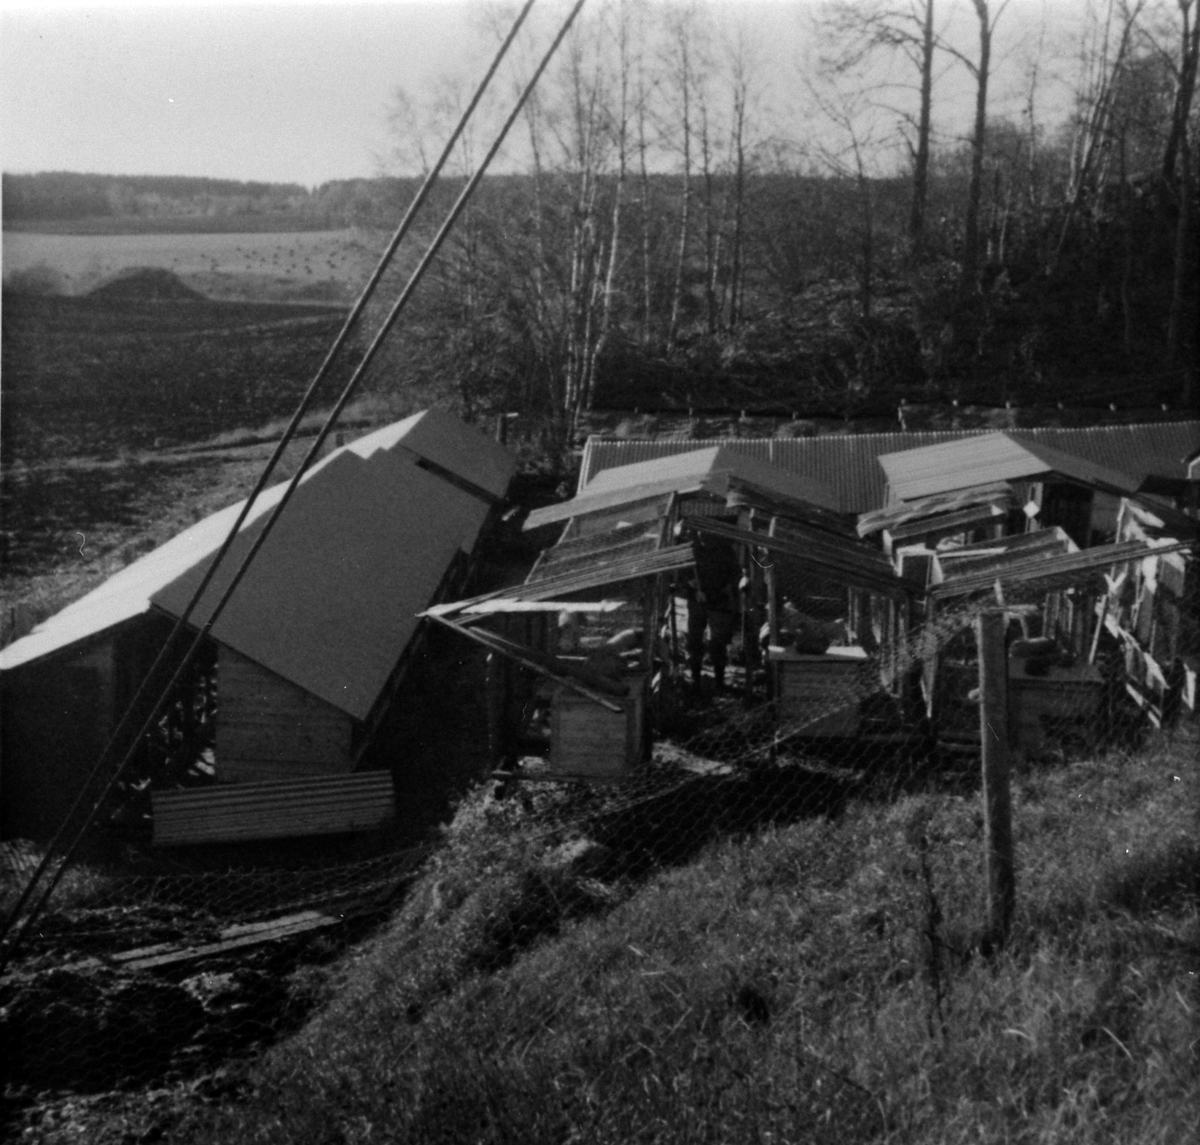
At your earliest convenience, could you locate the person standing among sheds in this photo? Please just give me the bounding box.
[685,534,741,693]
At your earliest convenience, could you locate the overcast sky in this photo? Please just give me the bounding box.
[1,0,1089,188]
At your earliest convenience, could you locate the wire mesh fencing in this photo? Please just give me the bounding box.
[2,547,1197,1110]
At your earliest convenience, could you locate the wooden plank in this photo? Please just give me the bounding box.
[978,610,1014,949]
[427,616,627,709]
[935,527,1075,584]
[218,648,355,781]
[931,538,1194,600]
[685,517,918,597]
[424,545,697,621]
[886,502,1008,543]
[121,912,341,970]
[858,482,1015,536]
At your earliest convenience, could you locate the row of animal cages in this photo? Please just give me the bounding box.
[137,534,1199,847]
[502,571,1197,782]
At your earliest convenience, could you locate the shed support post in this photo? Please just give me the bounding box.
[977,609,1015,951]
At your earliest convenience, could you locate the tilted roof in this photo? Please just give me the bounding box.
[579,422,1200,514]
[0,410,515,714]
[527,444,842,530]
[877,432,1141,502]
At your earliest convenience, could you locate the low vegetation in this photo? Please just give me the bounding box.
[17,728,1193,1144]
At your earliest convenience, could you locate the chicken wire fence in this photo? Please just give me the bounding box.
[3,550,1197,1104]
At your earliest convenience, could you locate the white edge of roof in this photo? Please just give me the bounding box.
[0,485,289,672]
[0,411,513,673]
[877,431,1142,500]
[580,421,1200,486]
[580,444,840,512]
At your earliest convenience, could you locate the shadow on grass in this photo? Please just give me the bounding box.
[1100,842,1200,918]
[458,764,860,979]
[588,765,857,880]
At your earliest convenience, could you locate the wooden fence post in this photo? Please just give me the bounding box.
[977,609,1015,951]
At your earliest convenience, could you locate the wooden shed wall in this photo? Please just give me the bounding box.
[1,614,175,842]
[1,639,115,841]
[216,647,354,783]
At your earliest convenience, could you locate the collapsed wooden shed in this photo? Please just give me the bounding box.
[0,409,516,844]
[926,528,1198,754]
[429,445,924,773]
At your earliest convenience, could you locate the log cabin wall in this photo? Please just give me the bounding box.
[216,647,354,783]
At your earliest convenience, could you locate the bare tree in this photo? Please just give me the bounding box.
[1055,0,1147,263]
[724,23,754,329]
[1160,0,1200,180]
[955,0,1011,292]
[818,0,938,252]
[1147,0,1200,389]
[806,80,884,322]
[662,2,700,349]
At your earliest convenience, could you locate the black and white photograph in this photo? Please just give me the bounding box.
[2,0,1198,1139]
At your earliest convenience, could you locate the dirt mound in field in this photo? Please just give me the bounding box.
[90,267,207,302]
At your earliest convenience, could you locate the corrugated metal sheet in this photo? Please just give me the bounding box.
[529,445,841,531]
[1,411,516,688]
[586,445,843,512]
[151,771,396,845]
[579,422,1200,514]
[878,433,1141,501]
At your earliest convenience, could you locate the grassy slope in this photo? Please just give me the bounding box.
[42,729,1186,1145]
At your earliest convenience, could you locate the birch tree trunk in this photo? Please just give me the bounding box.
[962,0,993,293]
[910,0,935,250]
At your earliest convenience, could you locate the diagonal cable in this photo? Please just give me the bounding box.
[0,0,549,962]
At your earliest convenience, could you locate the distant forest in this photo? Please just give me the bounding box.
[4,0,1197,434]
[2,171,337,224]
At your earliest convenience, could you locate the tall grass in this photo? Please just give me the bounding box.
[147,727,1199,1145]
[25,730,1197,1144]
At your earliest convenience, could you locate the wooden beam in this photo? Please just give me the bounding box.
[428,615,627,711]
[977,610,1015,952]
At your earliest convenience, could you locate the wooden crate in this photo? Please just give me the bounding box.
[1008,661,1103,755]
[548,675,646,779]
[773,653,865,737]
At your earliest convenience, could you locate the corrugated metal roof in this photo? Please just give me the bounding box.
[529,444,841,530]
[878,432,1142,502]
[1,411,516,703]
[585,444,840,511]
[579,422,1200,514]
